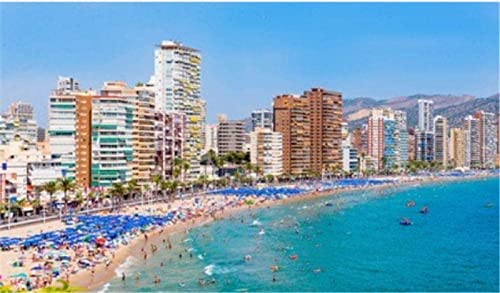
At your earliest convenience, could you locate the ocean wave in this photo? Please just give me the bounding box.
[183,238,193,243]
[250,219,262,227]
[204,264,237,276]
[114,256,136,277]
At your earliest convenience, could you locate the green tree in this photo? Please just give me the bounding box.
[43,181,59,211]
[57,178,75,210]
[108,182,126,209]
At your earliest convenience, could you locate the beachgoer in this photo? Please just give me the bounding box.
[272,275,276,282]
[122,273,126,282]
[160,262,164,267]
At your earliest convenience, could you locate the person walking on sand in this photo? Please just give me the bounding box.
[122,272,126,282]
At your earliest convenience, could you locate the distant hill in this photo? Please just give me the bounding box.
[344,94,498,129]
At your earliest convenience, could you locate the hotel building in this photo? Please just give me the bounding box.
[152,40,206,180]
[250,127,283,176]
[273,88,342,175]
[433,115,448,168]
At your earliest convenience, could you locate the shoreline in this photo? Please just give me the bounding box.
[71,174,498,292]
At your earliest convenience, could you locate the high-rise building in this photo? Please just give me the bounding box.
[367,110,385,169]
[367,108,407,169]
[251,109,273,131]
[131,85,156,185]
[217,120,246,156]
[415,131,434,162]
[273,94,311,175]
[449,128,466,168]
[273,88,342,175]
[152,40,206,179]
[473,111,497,168]
[433,116,448,168]
[463,115,480,168]
[90,82,134,187]
[74,94,93,188]
[417,99,434,132]
[48,77,87,181]
[307,88,342,174]
[250,127,283,176]
[155,112,185,180]
[204,124,218,154]
[394,110,409,167]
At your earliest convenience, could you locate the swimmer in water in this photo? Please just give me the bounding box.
[272,275,276,282]
[179,253,183,259]
[160,262,164,267]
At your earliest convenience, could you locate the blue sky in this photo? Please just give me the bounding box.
[1,3,498,127]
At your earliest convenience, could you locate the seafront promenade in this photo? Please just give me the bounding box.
[0,170,497,291]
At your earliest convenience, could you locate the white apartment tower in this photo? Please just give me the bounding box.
[418,99,434,132]
[250,128,283,176]
[153,40,206,179]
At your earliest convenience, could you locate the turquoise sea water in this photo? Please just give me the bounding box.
[105,178,499,292]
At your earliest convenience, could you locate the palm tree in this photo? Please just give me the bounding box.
[151,174,162,198]
[173,158,184,180]
[126,179,139,201]
[57,178,75,211]
[182,160,190,183]
[108,182,126,209]
[43,181,58,212]
[169,180,180,201]
[160,180,171,201]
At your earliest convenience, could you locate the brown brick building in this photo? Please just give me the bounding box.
[273,88,342,175]
[75,94,93,188]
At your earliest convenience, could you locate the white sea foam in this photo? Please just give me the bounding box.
[114,256,136,277]
[197,254,204,260]
[183,238,193,243]
[250,220,262,227]
[97,283,110,293]
[204,264,215,276]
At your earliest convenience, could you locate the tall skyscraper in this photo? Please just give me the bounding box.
[131,85,156,185]
[367,108,407,169]
[49,77,87,181]
[273,94,311,175]
[273,88,342,175]
[394,110,409,167]
[473,111,497,168]
[433,115,448,168]
[90,82,134,187]
[251,109,273,131]
[306,88,343,174]
[463,115,480,168]
[417,99,434,132]
[449,128,466,168]
[152,40,206,179]
[250,127,283,176]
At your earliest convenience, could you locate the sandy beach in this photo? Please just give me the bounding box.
[0,173,496,292]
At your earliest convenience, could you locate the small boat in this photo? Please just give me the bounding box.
[484,202,493,208]
[289,254,298,260]
[419,206,428,214]
[399,217,412,226]
[244,255,252,261]
[270,265,279,272]
[406,200,415,207]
